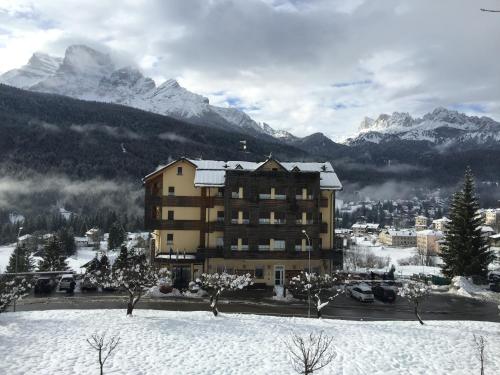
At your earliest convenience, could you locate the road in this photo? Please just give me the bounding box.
[14,290,500,322]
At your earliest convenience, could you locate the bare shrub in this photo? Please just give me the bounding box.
[473,334,486,375]
[284,331,336,374]
[87,334,120,375]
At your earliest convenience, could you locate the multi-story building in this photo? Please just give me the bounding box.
[432,217,450,233]
[351,223,380,236]
[416,229,444,254]
[485,209,500,233]
[143,157,343,288]
[379,229,417,247]
[415,215,428,231]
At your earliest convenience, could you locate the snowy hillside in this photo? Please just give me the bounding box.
[349,107,500,145]
[1,310,499,374]
[0,45,277,137]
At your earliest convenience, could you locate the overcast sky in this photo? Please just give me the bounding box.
[1,0,499,139]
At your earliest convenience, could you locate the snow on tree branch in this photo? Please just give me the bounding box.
[398,281,431,325]
[192,272,253,316]
[0,276,31,313]
[288,272,343,318]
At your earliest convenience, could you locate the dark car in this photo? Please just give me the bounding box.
[34,277,56,294]
[372,284,397,303]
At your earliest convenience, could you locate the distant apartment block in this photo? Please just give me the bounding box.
[414,215,428,231]
[379,229,417,247]
[432,217,451,233]
[416,229,444,254]
[143,157,343,288]
[485,209,500,232]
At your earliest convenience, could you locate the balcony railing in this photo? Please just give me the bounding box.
[259,218,271,224]
[240,245,249,251]
[231,218,238,224]
[241,219,250,224]
[258,245,270,251]
[259,193,271,199]
[216,217,224,223]
[296,195,313,200]
[295,219,303,224]
[294,245,302,251]
[230,245,238,251]
[274,219,286,224]
[231,192,240,199]
[274,194,286,200]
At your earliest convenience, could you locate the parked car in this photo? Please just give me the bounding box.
[34,277,56,294]
[80,275,98,291]
[488,271,500,283]
[58,274,75,291]
[372,284,397,303]
[489,282,500,293]
[347,283,374,302]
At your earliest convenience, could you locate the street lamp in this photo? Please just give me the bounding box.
[13,226,23,312]
[302,229,311,318]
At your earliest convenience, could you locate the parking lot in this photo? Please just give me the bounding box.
[13,284,500,323]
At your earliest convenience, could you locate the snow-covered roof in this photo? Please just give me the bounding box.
[489,233,500,239]
[417,230,443,237]
[144,157,342,190]
[383,229,416,237]
[480,226,495,233]
[432,217,450,223]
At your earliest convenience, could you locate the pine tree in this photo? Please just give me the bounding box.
[441,168,495,278]
[108,222,126,250]
[58,227,76,256]
[6,244,35,273]
[39,236,68,271]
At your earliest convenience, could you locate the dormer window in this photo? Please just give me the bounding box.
[177,167,183,175]
[235,164,243,170]
[291,166,300,172]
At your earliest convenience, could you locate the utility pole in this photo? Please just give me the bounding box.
[13,226,23,312]
[302,229,311,318]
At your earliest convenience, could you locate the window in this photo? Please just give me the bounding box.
[258,239,270,251]
[168,186,175,196]
[295,239,303,251]
[273,239,286,250]
[241,211,250,224]
[177,166,183,175]
[217,187,224,197]
[318,238,323,249]
[241,238,249,251]
[166,233,173,245]
[231,210,239,224]
[231,238,239,251]
[274,211,286,224]
[167,210,174,220]
[216,210,224,222]
[216,237,224,248]
[259,212,271,224]
[274,188,286,200]
[296,213,303,224]
[255,266,264,278]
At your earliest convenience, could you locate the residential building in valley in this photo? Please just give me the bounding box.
[379,228,417,247]
[416,229,444,254]
[414,215,428,231]
[143,157,343,288]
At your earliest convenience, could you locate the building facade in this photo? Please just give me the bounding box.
[432,217,450,233]
[379,229,417,247]
[143,158,343,287]
[415,216,428,231]
[416,230,443,254]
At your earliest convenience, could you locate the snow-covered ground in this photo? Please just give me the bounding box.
[351,236,443,276]
[447,276,500,305]
[0,245,14,273]
[1,310,499,374]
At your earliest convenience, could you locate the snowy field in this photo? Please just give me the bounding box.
[1,310,499,375]
[351,236,443,276]
[0,245,14,273]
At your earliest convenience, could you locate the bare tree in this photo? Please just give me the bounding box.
[284,331,336,374]
[87,334,120,375]
[473,334,486,375]
[398,281,431,325]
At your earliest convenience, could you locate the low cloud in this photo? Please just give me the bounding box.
[0,174,143,217]
[158,132,191,143]
[69,123,143,140]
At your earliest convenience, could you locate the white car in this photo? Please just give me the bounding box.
[59,274,75,291]
[348,283,375,302]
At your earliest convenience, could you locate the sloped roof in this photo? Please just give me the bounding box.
[144,158,342,190]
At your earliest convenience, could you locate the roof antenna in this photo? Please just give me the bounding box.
[267,152,273,159]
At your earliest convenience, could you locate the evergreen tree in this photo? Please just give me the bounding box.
[39,236,68,271]
[58,227,76,256]
[6,244,35,273]
[441,168,495,278]
[108,222,126,250]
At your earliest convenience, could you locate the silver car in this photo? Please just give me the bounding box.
[348,283,375,302]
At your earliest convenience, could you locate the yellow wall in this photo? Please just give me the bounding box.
[206,231,224,247]
[158,229,200,253]
[320,190,333,249]
[162,206,200,220]
[162,160,200,197]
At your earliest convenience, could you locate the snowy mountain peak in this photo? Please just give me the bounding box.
[0,52,62,89]
[0,44,289,139]
[59,44,115,77]
[351,108,500,145]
